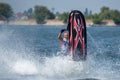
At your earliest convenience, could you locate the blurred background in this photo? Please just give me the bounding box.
[0,0,120,26]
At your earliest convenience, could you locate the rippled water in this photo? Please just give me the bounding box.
[0,25,120,80]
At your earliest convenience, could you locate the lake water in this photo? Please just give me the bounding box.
[0,25,120,80]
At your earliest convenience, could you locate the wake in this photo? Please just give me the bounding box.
[11,55,85,79]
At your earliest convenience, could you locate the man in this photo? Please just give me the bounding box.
[58,29,69,55]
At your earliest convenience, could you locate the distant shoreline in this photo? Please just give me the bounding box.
[0,19,119,27]
[1,24,119,28]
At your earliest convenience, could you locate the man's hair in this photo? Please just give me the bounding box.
[64,31,68,34]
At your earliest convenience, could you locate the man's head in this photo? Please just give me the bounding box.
[64,32,69,39]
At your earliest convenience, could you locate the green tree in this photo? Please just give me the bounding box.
[0,2,13,21]
[110,10,120,24]
[47,11,55,19]
[58,12,69,23]
[92,14,103,24]
[86,6,120,25]
[100,6,111,20]
[34,5,55,24]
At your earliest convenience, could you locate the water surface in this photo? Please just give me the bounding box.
[0,25,120,80]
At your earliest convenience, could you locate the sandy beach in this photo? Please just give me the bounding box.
[0,19,118,27]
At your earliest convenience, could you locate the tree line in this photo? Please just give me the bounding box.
[86,6,120,25]
[0,2,13,21]
[0,2,120,25]
[59,7,120,25]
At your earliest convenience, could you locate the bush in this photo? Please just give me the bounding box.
[110,10,120,24]
[92,14,102,24]
[34,5,55,24]
[58,12,69,23]
[0,2,13,21]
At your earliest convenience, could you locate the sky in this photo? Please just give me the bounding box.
[0,0,120,14]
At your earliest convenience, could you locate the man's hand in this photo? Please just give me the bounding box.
[61,29,67,33]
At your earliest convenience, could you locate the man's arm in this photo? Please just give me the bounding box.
[58,32,63,41]
[58,29,65,46]
[58,29,66,41]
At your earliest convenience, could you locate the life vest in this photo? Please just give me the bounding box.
[61,38,69,54]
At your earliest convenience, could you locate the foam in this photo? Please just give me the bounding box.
[39,56,85,79]
[12,60,38,75]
